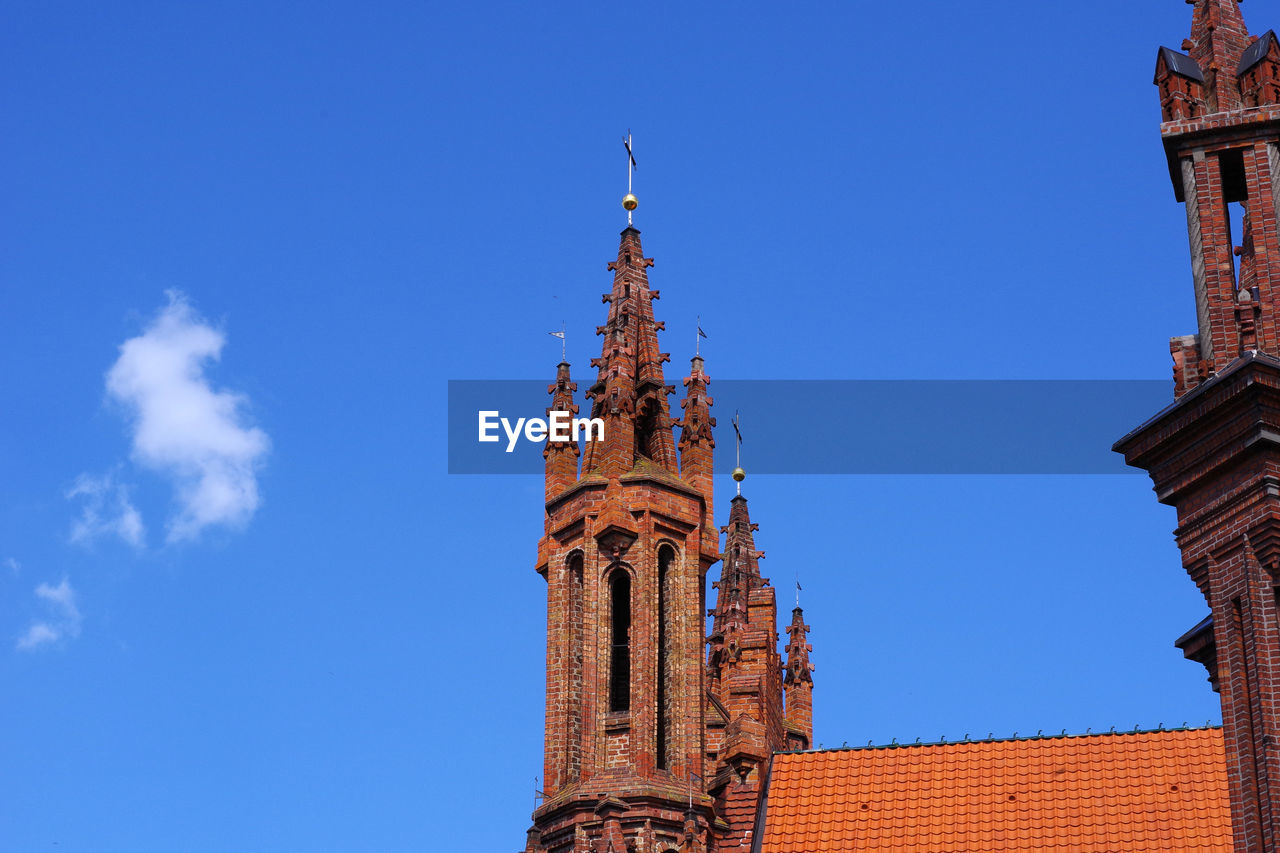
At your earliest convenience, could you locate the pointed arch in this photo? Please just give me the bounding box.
[608,567,632,713]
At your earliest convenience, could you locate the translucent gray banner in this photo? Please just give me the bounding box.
[447,380,1173,474]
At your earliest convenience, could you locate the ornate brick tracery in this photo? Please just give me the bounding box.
[524,225,814,853]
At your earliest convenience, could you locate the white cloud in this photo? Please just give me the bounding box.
[67,472,145,548]
[106,291,270,542]
[16,578,82,651]
[16,623,59,649]
[5,557,19,576]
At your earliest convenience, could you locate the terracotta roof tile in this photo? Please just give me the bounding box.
[760,727,1230,852]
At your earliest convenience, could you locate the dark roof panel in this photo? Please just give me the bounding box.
[1238,30,1278,75]
[1160,46,1205,83]
[1176,614,1214,649]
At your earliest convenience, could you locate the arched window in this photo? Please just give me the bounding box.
[657,545,676,769]
[609,570,631,713]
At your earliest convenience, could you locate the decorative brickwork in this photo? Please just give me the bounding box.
[1118,4,1280,851]
[704,495,785,852]
[1190,0,1251,114]
[524,225,813,853]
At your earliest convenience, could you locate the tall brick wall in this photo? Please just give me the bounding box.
[1119,3,1280,851]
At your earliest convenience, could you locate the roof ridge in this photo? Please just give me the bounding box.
[780,722,1224,754]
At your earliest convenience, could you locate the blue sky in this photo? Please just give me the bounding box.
[0,1,1234,850]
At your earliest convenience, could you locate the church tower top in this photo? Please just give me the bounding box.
[579,224,679,478]
[527,161,721,853]
[1188,0,1252,113]
[1150,0,1280,392]
[526,140,807,853]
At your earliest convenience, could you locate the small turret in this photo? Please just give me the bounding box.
[783,605,815,751]
[1238,30,1280,107]
[543,361,579,504]
[1155,46,1207,121]
[677,354,715,520]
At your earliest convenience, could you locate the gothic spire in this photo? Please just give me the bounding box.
[715,497,764,624]
[543,361,579,503]
[581,227,677,478]
[1188,0,1252,112]
[677,354,715,510]
[708,495,765,679]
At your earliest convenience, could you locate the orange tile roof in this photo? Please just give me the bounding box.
[760,727,1230,852]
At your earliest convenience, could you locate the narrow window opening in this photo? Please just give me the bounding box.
[1217,149,1249,290]
[657,546,675,770]
[1218,148,1249,203]
[1229,201,1246,288]
[566,554,584,780]
[609,571,631,713]
[1214,149,1249,289]
[634,401,658,461]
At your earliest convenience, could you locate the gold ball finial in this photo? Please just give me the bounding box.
[622,193,638,211]
[731,466,746,482]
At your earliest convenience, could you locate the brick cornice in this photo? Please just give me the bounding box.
[1114,353,1280,504]
[1162,104,1280,140]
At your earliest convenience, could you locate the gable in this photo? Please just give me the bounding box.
[1158,45,1206,83]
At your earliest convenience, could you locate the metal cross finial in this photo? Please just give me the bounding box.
[732,411,743,496]
[623,131,637,226]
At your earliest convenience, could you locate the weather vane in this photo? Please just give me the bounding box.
[622,130,638,226]
[697,316,708,357]
[550,318,565,358]
[731,410,745,495]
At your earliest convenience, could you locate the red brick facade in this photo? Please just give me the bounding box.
[523,227,814,853]
[1118,3,1280,851]
[523,3,1280,848]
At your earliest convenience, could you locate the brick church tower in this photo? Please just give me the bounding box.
[1116,2,1280,850]
[523,208,814,852]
